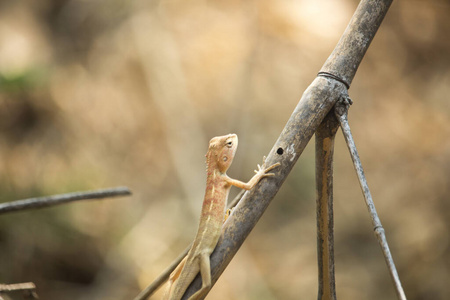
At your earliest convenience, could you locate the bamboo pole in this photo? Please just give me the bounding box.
[315,111,340,300]
[181,3,393,299]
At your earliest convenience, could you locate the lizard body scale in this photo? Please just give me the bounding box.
[164,134,280,300]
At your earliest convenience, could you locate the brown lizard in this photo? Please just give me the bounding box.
[164,133,280,300]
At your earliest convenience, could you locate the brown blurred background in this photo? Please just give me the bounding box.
[0,0,449,299]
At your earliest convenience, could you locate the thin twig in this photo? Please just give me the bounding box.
[134,244,191,300]
[133,190,245,300]
[0,187,132,215]
[0,282,38,299]
[334,97,407,300]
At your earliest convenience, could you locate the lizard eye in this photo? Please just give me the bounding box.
[226,140,233,148]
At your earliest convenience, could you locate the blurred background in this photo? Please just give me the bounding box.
[0,0,449,299]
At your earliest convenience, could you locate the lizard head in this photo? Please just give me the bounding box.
[207,133,238,173]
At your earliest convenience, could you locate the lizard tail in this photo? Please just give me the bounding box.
[168,256,200,300]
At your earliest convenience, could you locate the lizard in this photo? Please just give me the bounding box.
[164,133,280,300]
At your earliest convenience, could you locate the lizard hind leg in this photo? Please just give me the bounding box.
[187,253,212,300]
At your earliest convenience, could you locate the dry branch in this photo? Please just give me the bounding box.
[334,99,406,300]
[315,111,340,300]
[0,282,38,299]
[0,187,131,215]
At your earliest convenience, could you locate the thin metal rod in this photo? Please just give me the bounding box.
[334,99,406,300]
[133,190,246,300]
[0,187,132,214]
[315,111,340,300]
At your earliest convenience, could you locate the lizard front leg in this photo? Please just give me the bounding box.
[226,157,280,190]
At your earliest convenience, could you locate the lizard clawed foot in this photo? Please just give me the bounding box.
[224,208,234,222]
[254,156,281,177]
